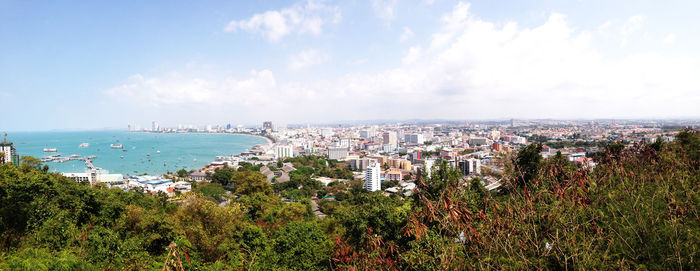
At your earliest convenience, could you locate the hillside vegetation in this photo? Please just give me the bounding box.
[0,130,698,270]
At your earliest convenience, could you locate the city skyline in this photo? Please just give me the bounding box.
[2,0,700,131]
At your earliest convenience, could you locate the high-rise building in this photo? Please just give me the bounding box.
[360,127,377,139]
[275,145,293,160]
[383,131,398,148]
[152,121,160,132]
[0,133,20,165]
[405,134,425,145]
[424,158,436,177]
[365,161,381,192]
[263,121,273,134]
[327,147,349,160]
[410,150,422,162]
[458,158,481,175]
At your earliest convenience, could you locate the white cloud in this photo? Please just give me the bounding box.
[400,27,414,41]
[664,33,676,44]
[104,70,277,107]
[597,20,612,33]
[402,46,421,64]
[620,15,645,47]
[372,0,398,22]
[224,1,341,42]
[107,2,700,122]
[288,49,328,70]
[349,58,368,65]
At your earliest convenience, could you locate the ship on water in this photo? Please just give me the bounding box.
[110,144,123,149]
[44,148,57,152]
[79,143,89,148]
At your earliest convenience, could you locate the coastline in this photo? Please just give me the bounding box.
[229,133,273,145]
[130,131,273,145]
[15,131,270,176]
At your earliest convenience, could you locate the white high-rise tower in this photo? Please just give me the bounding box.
[364,161,381,192]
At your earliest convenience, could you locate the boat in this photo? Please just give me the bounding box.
[69,154,81,159]
[44,148,57,152]
[120,156,124,159]
[123,149,127,152]
[156,150,161,154]
[110,144,123,149]
[79,143,89,148]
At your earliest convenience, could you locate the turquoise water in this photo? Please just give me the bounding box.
[6,131,268,175]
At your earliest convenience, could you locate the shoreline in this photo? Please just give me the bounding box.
[130,131,273,145]
[229,133,273,145]
[21,131,271,176]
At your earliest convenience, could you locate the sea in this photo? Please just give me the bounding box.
[5,131,268,176]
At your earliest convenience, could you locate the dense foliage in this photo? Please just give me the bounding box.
[0,130,698,270]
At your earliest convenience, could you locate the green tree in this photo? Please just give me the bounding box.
[176,168,188,178]
[211,166,236,186]
[232,170,272,196]
[513,143,542,187]
[20,156,46,173]
[268,222,331,270]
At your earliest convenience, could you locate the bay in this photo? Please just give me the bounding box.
[5,131,268,175]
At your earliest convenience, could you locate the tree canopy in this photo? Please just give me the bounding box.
[0,130,698,270]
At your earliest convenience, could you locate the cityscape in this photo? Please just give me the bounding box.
[5,118,696,194]
[1,0,699,270]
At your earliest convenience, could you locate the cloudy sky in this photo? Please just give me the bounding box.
[1,0,699,131]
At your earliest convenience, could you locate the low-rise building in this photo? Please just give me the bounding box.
[190,171,209,182]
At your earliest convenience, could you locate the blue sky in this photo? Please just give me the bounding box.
[1,0,699,131]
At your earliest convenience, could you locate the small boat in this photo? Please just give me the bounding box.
[110,144,123,149]
[79,143,89,148]
[120,156,124,159]
[44,148,57,152]
[69,154,81,159]
[123,149,127,152]
[156,150,161,154]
